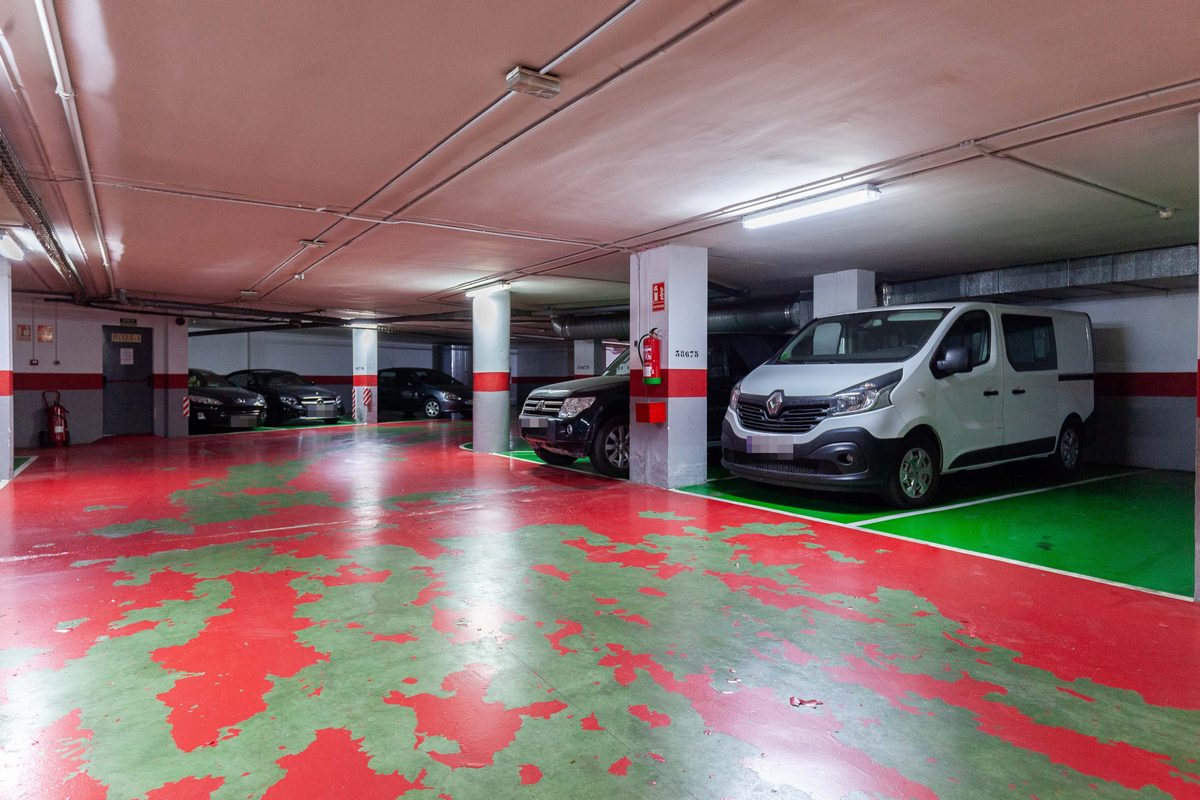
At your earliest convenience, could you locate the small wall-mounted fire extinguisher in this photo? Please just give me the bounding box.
[638,327,662,385]
[41,390,70,447]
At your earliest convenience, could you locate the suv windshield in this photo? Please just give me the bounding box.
[778,309,948,364]
[261,371,312,386]
[602,348,631,377]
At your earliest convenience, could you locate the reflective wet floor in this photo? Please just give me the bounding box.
[3,422,1199,798]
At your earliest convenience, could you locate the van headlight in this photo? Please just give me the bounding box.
[729,383,741,410]
[830,370,902,416]
[558,396,596,419]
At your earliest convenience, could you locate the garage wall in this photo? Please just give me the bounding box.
[11,299,189,447]
[188,330,436,409]
[1052,288,1197,471]
[511,342,572,407]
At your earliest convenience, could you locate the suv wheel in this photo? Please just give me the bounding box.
[590,415,630,478]
[882,432,940,508]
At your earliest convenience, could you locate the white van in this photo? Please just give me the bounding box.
[721,303,1094,507]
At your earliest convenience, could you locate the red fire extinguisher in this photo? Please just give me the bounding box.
[41,390,70,447]
[639,327,662,385]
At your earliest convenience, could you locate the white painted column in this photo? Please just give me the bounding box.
[163,318,189,438]
[573,339,607,378]
[814,268,876,315]
[472,288,510,453]
[351,327,378,424]
[629,244,707,488]
[0,260,12,483]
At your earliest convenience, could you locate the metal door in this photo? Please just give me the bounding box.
[102,325,154,435]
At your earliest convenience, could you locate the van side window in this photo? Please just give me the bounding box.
[937,311,991,367]
[1001,314,1057,371]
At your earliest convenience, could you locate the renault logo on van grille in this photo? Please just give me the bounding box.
[766,390,784,418]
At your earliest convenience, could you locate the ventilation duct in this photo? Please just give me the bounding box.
[550,298,811,340]
[881,245,1197,305]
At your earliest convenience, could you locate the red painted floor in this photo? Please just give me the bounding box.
[1,422,1199,799]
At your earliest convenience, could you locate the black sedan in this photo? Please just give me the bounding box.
[188,368,267,431]
[378,368,472,419]
[226,369,344,425]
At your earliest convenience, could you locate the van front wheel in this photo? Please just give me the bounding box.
[883,433,940,508]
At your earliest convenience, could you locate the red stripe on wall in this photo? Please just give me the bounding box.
[153,374,189,389]
[352,375,378,387]
[1095,372,1196,399]
[630,369,707,399]
[14,373,103,391]
[0,370,11,396]
[474,371,510,392]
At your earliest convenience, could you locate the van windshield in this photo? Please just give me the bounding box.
[777,309,948,364]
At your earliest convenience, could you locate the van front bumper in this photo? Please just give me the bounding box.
[720,422,902,492]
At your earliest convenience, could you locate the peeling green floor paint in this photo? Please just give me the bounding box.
[678,464,1194,597]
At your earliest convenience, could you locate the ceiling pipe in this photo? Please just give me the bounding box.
[550,298,811,340]
[34,0,114,296]
[73,295,346,326]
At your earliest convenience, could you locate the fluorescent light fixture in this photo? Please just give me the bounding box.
[465,281,511,299]
[742,184,881,230]
[347,320,378,330]
[12,227,39,251]
[0,230,24,261]
[505,66,561,99]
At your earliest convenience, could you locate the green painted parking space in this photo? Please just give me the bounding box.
[678,464,1193,597]
[13,456,31,473]
[863,470,1195,597]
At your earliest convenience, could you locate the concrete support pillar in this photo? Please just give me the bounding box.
[629,244,707,488]
[1194,112,1199,603]
[0,260,12,483]
[352,327,379,424]
[161,319,188,438]
[573,339,608,378]
[814,268,876,316]
[472,288,510,453]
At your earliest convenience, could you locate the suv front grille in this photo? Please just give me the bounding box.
[737,399,830,433]
[521,397,563,417]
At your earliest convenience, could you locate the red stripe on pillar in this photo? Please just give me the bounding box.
[1095,372,1196,398]
[153,374,189,389]
[352,375,378,387]
[0,370,11,396]
[630,369,707,399]
[474,372,510,392]
[14,373,103,390]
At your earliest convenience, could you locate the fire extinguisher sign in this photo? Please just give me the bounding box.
[651,281,665,311]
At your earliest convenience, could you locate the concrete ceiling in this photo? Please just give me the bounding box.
[0,0,1196,333]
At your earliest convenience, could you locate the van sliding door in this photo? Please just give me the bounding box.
[1000,314,1060,454]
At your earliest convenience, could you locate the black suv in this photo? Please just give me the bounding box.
[519,333,786,477]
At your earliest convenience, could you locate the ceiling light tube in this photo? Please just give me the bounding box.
[0,231,24,260]
[742,185,881,230]
[465,281,512,298]
[347,320,378,330]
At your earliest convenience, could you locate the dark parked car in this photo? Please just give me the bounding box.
[378,368,472,419]
[187,368,268,431]
[226,369,344,425]
[519,333,787,477]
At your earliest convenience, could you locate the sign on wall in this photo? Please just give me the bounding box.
[651,281,665,312]
[15,324,30,341]
[36,325,54,343]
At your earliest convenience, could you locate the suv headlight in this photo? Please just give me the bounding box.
[280,395,301,407]
[729,382,741,410]
[558,396,596,419]
[830,370,902,416]
[191,395,220,407]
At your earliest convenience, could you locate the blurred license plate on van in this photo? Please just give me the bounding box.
[746,435,792,455]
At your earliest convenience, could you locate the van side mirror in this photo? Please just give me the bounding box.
[935,346,971,376]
